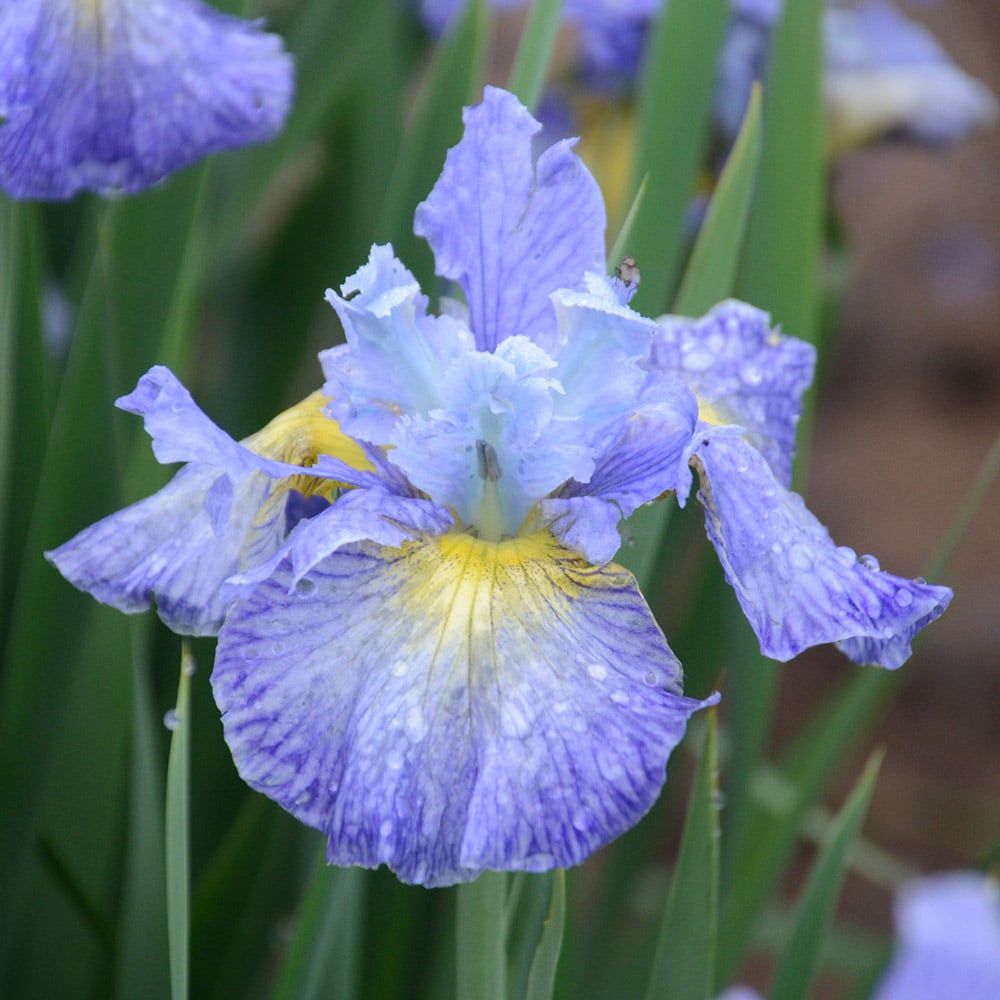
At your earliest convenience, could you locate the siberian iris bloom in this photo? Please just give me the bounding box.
[422,0,996,151]
[718,872,1000,1000]
[873,872,1000,1000]
[0,0,293,199]
[48,87,950,886]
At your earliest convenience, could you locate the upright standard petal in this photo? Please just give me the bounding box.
[652,300,815,487]
[213,530,716,887]
[0,0,293,199]
[413,86,606,352]
[874,873,1000,1000]
[690,430,952,668]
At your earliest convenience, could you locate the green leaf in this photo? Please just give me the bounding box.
[456,872,508,1000]
[507,0,565,113]
[768,752,884,1000]
[525,871,566,1000]
[165,644,194,1000]
[114,620,169,1000]
[645,711,720,1000]
[271,852,366,1000]
[735,0,825,344]
[716,668,896,991]
[375,0,491,289]
[628,0,729,316]
[674,84,763,317]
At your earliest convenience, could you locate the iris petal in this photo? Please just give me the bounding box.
[413,87,606,352]
[212,530,715,886]
[652,301,815,487]
[0,0,292,199]
[692,431,952,668]
[47,377,370,634]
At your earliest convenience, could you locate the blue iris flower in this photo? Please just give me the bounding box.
[0,0,293,199]
[719,871,1000,1000]
[421,0,996,149]
[48,88,950,886]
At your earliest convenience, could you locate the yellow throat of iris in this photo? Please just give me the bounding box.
[246,391,374,502]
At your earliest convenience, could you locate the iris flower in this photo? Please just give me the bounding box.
[0,0,293,199]
[718,872,1000,1000]
[48,87,950,886]
[422,0,996,150]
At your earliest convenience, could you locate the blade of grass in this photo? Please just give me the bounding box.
[525,871,566,1000]
[456,872,508,1000]
[735,0,825,345]
[674,85,763,317]
[607,176,647,273]
[628,0,728,316]
[375,0,491,289]
[768,751,883,1000]
[165,644,194,1000]
[271,850,366,1000]
[507,0,565,113]
[644,711,720,1000]
[114,618,169,1000]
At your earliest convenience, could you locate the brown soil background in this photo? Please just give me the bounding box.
[777,0,1000,970]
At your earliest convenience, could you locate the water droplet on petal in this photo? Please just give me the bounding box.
[404,706,427,742]
[588,663,608,682]
[895,588,914,608]
[860,554,881,572]
[572,809,592,832]
[163,708,178,731]
[739,361,763,386]
[295,578,316,595]
[788,543,815,571]
[643,670,659,687]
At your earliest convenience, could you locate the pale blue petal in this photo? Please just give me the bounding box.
[0,0,292,199]
[212,532,716,886]
[825,1,997,147]
[413,86,606,352]
[45,463,278,635]
[536,376,698,563]
[692,430,952,667]
[388,335,592,537]
[117,365,289,478]
[652,301,815,487]
[322,245,474,444]
[225,487,454,595]
[875,873,1000,1000]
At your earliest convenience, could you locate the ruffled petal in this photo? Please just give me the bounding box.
[46,383,369,634]
[225,486,454,595]
[212,530,716,887]
[413,86,606,352]
[874,873,1000,1000]
[536,376,698,563]
[46,463,277,634]
[692,431,952,668]
[0,0,292,199]
[652,301,815,487]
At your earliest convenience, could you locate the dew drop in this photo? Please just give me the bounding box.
[643,670,659,687]
[610,690,630,706]
[295,578,316,595]
[788,543,815,571]
[895,588,914,608]
[739,361,763,386]
[572,809,592,832]
[587,663,608,682]
[771,541,783,555]
[379,820,394,839]
[163,708,178,731]
[404,705,427,742]
[860,554,881,572]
